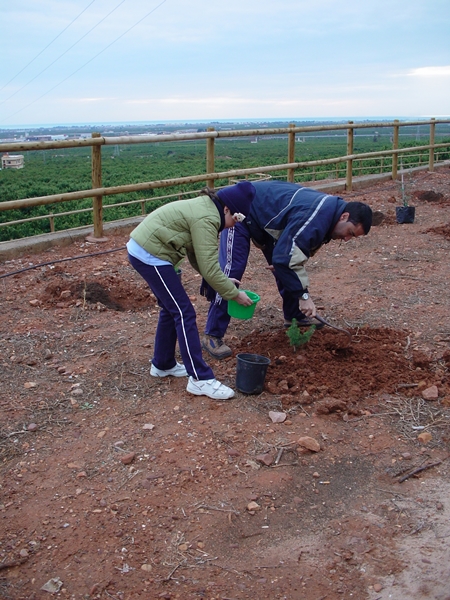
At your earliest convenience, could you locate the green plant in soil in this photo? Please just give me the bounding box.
[286,319,316,351]
[399,160,412,207]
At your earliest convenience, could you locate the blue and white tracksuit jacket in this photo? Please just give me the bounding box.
[205,180,346,338]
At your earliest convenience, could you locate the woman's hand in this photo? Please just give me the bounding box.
[234,291,253,306]
[300,297,316,317]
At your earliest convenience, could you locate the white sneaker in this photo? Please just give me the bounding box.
[150,362,187,378]
[186,377,235,400]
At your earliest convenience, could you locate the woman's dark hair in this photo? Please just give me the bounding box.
[201,187,219,201]
[345,201,373,234]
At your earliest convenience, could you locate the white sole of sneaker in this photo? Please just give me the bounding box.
[186,381,234,401]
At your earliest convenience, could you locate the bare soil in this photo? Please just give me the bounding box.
[1,168,450,600]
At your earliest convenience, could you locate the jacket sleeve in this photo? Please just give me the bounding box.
[271,201,336,296]
[188,219,240,301]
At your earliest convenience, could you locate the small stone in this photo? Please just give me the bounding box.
[29,299,41,307]
[120,452,136,465]
[268,411,287,423]
[247,501,260,511]
[141,563,153,572]
[67,462,83,469]
[297,436,321,452]
[24,382,37,389]
[41,578,63,593]
[255,453,274,466]
[422,385,439,401]
[143,423,155,430]
[27,423,38,431]
[417,431,432,444]
[227,448,240,457]
[277,380,290,393]
[373,583,383,592]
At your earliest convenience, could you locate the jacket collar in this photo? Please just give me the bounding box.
[210,195,226,232]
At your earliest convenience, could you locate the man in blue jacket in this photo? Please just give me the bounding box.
[201,180,373,359]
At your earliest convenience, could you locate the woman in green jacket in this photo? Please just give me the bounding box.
[127,181,256,400]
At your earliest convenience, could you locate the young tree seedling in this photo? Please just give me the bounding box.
[286,319,316,351]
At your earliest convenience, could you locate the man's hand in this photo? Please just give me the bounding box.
[300,297,316,317]
[234,291,253,306]
[228,277,241,285]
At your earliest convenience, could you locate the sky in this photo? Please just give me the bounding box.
[1,0,449,127]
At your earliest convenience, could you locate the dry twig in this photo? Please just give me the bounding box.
[398,460,442,483]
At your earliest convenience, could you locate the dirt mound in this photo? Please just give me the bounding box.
[426,223,450,239]
[39,272,156,310]
[234,326,447,409]
[413,189,444,202]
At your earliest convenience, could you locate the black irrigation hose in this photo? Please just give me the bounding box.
[0,246,127,279]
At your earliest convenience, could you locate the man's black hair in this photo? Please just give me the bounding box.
[345,201,372,234]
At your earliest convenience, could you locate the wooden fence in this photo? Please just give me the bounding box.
[1,118,450,241]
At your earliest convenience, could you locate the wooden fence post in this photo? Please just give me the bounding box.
[89,132,106,241]
[346,121,354,191]
[206,127,215,189]
[287,123,296,182]
[392,120,399,180]
[429,118,435,172]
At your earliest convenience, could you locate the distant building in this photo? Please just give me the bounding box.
[66,133,91,139]
[25,135,52,142]
[1,153,24,169]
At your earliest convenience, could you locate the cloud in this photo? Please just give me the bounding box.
[407,66,450,77]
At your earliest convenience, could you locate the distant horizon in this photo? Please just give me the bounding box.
[2,3,449,127]
[1,116,446,131]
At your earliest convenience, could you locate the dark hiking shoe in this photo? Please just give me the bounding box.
[201,335,232,359]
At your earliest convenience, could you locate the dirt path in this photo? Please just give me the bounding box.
[1,168,449,599]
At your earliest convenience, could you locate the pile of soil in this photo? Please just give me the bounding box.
[1,168,450,600]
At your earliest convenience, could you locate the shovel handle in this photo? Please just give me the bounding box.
[314,315,352,340]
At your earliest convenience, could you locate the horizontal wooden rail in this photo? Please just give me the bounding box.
[1,117,449,243]
[1,118,449,153]
[1,143,447,213]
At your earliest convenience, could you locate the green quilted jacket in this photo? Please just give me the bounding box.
[130,195,240,301]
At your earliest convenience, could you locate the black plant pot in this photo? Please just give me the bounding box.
[396,205,415,224]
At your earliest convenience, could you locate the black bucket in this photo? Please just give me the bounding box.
[396,206,415,224]
[236,353,271,394]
